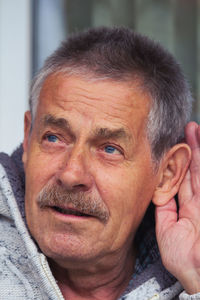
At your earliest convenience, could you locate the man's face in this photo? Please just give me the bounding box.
[23,74,159,267]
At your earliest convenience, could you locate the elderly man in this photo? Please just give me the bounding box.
[0,27,200,299]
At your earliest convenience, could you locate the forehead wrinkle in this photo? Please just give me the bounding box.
[57,84,135,112]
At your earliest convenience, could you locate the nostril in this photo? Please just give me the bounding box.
[74,184,86,190]
[57,179,62,186]
[76,184,85,188]
[73,184,89,192]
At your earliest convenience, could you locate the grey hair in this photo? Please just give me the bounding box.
[29,27,193,161]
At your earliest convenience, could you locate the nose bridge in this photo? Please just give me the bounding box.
[67,142,87,173]
[57,141,92,190]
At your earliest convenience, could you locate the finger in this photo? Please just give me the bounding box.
[197,125,200,144]
[185,122,199,149]
[185,122,200,194]
[155,198,177,237]
[178,169,193,206]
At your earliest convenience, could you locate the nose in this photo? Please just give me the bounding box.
[56,145,93,192]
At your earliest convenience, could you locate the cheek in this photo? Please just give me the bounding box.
[93,167,136,223]
[94,163,156,225]
[25,148,65,187]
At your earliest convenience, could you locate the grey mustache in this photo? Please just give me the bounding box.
[37,184,109,223]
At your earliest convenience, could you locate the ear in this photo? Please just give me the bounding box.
[22,111,32,167]
[152,143,191,206]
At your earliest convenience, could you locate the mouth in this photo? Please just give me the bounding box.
[50,206,93,218]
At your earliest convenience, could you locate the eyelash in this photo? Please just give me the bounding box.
[42,133,124,156]
[43,133,62,143]
[102,143,123,155]
[45,134,58,142]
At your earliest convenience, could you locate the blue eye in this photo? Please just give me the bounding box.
[104,145,119,154]
[47,135,58,143]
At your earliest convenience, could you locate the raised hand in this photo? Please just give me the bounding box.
[156,122,200,294]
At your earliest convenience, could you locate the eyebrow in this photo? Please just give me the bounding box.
[42,114,69,129]
[40,114,75,138]
[93,127,131,142]
[40,114,131,143]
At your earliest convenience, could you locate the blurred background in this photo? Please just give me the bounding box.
[0,0,199,153]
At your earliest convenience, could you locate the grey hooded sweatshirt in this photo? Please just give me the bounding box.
[0,146,199,300]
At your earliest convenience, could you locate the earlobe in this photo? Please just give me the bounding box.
[22,111,32,166]
[152,143,191,206]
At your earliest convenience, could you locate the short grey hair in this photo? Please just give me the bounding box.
[29,27,193,161]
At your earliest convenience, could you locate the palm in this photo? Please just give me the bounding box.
[156,122,200,294]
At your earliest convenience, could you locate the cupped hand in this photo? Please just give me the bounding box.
[156,122,200,294]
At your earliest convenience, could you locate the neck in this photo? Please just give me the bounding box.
[49,247,136,300]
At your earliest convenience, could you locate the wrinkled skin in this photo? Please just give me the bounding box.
[22,73,192,299]
[23,74,163,299]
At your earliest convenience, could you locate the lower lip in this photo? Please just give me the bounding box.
[47,207,93,221]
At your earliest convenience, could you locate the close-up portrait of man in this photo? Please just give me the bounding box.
[0,24,200,300]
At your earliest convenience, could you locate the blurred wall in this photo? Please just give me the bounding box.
[66,0,200,121]
[32,0,67,76]
[0,0,31,154]
[0,0,67,154]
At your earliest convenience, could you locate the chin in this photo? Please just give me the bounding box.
[38,232,96,264]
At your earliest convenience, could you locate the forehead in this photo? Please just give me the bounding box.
[37,73,151,136]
